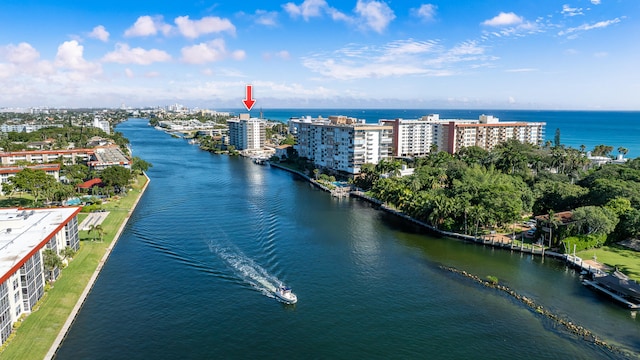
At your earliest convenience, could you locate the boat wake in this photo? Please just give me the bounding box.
[208,240,286,299]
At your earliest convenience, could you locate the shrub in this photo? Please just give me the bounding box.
[80,204,101,213]
[562,234,607,253]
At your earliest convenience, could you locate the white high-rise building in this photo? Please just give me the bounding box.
[93,117,110,134]
[290,116,393,175]
[380,115,447,157]
[227,114,266,151]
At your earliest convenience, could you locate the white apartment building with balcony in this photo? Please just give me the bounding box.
[289,116,393,175]
[380,114,452,157]
[227,114,266,151]
[93,117,110,135]
[0,207,81,345]
[380,114,545,156]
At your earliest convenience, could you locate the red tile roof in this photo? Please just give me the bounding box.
[77,178,102,189]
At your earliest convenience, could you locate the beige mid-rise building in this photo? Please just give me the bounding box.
[441,115,545,153]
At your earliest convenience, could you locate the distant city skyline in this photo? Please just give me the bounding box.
[0,1,637,110]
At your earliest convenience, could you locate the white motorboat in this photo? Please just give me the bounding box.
[274,285,297,304]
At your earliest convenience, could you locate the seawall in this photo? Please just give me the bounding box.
[44,173,150,360]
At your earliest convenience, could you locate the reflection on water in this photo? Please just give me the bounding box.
[55,119,639,360]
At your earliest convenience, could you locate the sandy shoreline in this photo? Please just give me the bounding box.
[44,173,150,360]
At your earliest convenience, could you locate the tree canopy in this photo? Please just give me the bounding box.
[100,166,132,191]
[357,140,639,248]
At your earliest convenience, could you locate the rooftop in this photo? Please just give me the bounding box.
[0,207,80,283]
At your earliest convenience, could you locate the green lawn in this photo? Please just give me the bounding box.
[0,175,148,359]
[576,245,640,281]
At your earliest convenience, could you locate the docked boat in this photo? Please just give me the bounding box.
[274,285,297,304]
[583,269,640,309]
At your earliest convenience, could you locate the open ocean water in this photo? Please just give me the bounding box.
[53,117,640,359]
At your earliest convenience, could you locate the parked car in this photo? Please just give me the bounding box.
[526,228,537,236]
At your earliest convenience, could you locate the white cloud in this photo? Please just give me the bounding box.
[382,39,438,59]
[55,40,101,74]
[505,68,538,73]
[302,39,493,80]
[181,39,245,64]
[0,43,55,79]
[125,68,134,78]
[283,0,328,20]
[0,63,13,79]
[102,43,172,65]
[482,12,523,27]
[2,42,40,64]
[594,51,608,58]
[124,16,172,37]
[591,0,601,4]
[89,25,110,42]
[413,4,437,22]
[331,10,352,22]
[558,17,622,37]
[561,5,583,17]
[254,10,279,27]
[277,50,291,60]
[263,50,291,61]
[355,0,395,33]
[174,16,236,38]
[283,0,396,32]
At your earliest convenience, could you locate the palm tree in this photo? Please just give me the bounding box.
[43,249,62,283]
[618,146,628,158]
[61,246,76,260]
[88,224,105,242]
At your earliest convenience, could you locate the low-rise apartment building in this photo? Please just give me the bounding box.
[0,207,81,345]
[0,149,93,166]
[0,164,60,195]
[0,146,131,171]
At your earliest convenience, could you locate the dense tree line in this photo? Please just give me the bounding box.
[354,140,640,251]
[0,125,129,152]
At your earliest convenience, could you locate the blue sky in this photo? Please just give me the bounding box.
[0,0,637,109]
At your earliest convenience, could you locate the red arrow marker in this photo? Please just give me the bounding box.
[242,84,255,111]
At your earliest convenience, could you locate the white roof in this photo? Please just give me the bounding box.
[0,207,79,281]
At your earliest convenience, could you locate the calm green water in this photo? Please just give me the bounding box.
[54,119,638,359]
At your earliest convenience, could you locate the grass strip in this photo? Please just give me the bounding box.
[0,175,148,360]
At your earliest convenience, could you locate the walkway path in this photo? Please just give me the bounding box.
[78,211,109,230]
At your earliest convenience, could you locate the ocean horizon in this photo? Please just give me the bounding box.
[54,119,639,359]
[217,108,640,158]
